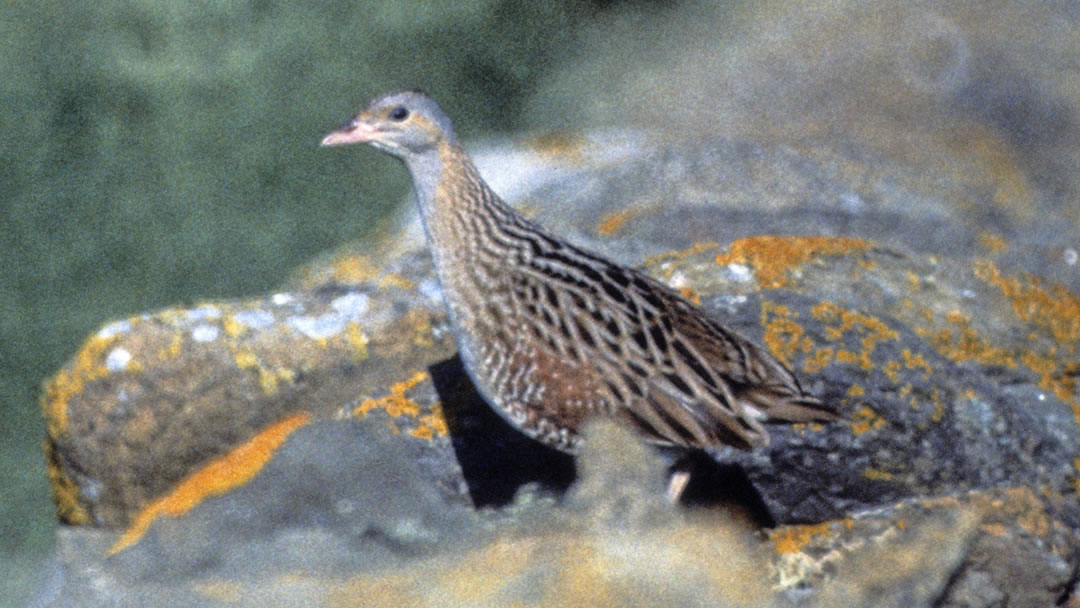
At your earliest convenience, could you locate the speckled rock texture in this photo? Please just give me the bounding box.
[38,91,1080,608]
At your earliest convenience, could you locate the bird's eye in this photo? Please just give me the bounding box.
[389,106,409,121]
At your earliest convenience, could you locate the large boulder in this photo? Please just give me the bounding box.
[36,125,1080,606]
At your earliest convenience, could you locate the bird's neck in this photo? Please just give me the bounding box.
[405,141,517,268]
[404,141,524,369]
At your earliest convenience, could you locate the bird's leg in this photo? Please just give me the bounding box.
[666,460,692,504]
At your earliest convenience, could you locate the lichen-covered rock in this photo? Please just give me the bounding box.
[38,117,1080,605]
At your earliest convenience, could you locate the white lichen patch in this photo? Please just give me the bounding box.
[287,315,345,340]
[105,347,132,372]
[232,310,275,330]
[417,278,444,304]
[185,305,221,322]
[667,270,689,289]
[330,292,370,316]
[725,263,754,283]
[285,292,377,340]
[1064,248,1077,266]
[271,292,295,306]
[191,324,220,343]
[97,319,132,339]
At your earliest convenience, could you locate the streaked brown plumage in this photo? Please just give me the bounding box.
[322,89,835,460]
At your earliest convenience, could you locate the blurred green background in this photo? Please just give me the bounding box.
[2,1,670,603]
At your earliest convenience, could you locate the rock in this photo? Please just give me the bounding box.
[38,119,1080,604]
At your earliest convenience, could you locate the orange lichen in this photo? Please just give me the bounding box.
[935,262,1080,423]
[850,405,886,435]
[412,403,450,440]
[802,346,835,373]
[108,412,311,554]
[715,236,872,289]
[44,439,91,525]
[41,333,119,437]
[977,232,1009,255]
[405,309,437,348]
[678,287,702,305]
[351,372,448,440]
[525,131,589,164]
[883,360,903,382]
[760,301,813,367]
[642,242,720,281]
[920,312,1017,370]
[595,209,638,237]
[811,301,898,372]
[378,273,415,290]
[979,523,1008,537]
[901,349,933,374]
[975,260,1080,347]
[353,372,427,419]
[930,389,946,423]
[771,522,833,555]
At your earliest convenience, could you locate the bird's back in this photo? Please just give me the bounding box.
[455,211,835,452]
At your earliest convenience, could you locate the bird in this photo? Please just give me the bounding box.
[322,89,836,500]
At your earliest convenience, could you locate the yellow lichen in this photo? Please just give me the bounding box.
[346,321,370,361]
[109,412,311,554]
[159,334,183,360]
[332,255,381,284]
[234,351,258,369]
[929,389,946,423]
[802,346,835,373]
[258,367,295,397]
[41,333,118,438]
[862,468,894,481]
[222,315,246,338]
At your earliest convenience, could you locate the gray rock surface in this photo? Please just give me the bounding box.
[38,119,1080,605]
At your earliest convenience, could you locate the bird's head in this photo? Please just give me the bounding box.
[320,89,457,158]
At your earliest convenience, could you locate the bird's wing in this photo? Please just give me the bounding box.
[622,271,838,449]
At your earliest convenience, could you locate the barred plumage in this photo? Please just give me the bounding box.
[322,89,836,459]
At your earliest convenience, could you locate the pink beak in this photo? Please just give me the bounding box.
[320,120,378,147]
